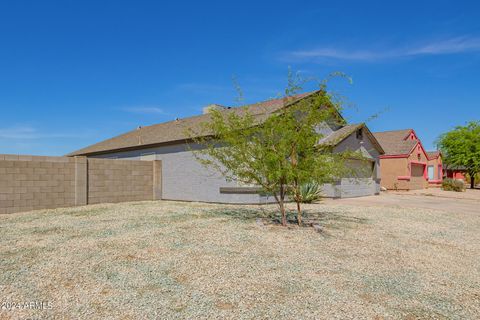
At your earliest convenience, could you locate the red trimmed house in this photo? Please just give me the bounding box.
[426,151,443,186]
[444,166,466,181]
[373,129,443,190]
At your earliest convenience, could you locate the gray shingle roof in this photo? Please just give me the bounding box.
[69,91,384,157]
[320,124,384,154]
[68,92,318,156]
[320,124,363,146]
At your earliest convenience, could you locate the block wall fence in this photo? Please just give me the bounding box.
[0,154,162,214]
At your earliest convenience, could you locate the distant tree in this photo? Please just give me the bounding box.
[437,121,480,189]
[191,73,361,226]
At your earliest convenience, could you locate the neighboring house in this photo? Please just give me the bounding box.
[426,151,443,186]
[69,91,384,203]
[373,129,442,190]
[444,165,466,181]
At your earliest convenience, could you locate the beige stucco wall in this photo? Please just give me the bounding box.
[379,157,409,190]
[407,147,429,189]
[380,145,432,190]
[408,145,429,163]
[427,155,443,186]
[0,155,161,214]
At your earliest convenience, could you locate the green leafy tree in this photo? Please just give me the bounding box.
[276,80,360,225]
[191,75,361,226]
[437,121,480,189]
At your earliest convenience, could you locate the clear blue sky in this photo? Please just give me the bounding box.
[1,0,479,155]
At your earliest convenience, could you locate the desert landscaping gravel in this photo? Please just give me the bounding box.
[0,199,479,319]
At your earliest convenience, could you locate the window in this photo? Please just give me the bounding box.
[428,165,434,180]
[356,128,363,140]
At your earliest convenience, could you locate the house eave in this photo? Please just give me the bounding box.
[379,154,409,159]
[66,138,197,157]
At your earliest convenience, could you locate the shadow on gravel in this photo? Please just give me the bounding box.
[207,207,368,230]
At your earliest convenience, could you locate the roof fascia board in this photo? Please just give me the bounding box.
[402,129,415,140]
[66,138,197,157]
[380,154,409,159]
[363,125,385,154]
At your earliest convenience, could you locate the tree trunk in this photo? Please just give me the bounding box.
[291,145,301,226]
[471,174,475,189]
[279,198,287,226]
[296,200,302,226]
[273,184,287,227]
[279,184,287,226]
[293,179,302,226]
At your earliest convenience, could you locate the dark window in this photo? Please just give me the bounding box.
[356,128,363,140]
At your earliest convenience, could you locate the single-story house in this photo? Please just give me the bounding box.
[69,91,385,203]
[373,129,442,190]
[444,165,466,181]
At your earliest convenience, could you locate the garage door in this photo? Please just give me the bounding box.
[410,164,425,190]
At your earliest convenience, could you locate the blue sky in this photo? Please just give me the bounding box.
[1,0,479,155]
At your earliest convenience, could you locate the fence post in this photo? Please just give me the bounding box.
[75,156,88,206]
[153,160,162,200]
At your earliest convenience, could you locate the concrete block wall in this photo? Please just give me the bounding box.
[87,158,154,204]
[0,154,161,214]
[0,155,76,214]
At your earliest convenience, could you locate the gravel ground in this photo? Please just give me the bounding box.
[0,200,479,319]
[393,188,480,201]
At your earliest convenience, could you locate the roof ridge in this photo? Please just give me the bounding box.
[373,129,412,134]
[68,90,321,156]
[142,90,319,128]
[232,90,318,109]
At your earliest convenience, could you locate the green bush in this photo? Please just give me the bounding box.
[442,178,465,192]
[298,182,323,203]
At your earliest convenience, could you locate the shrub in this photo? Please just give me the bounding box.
[298,182,323,203]
[442,178,465,192]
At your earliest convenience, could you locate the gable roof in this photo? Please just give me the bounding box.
[68,91,322,156]
[320,124,363,146]
[372,129,418,156]
[426,151,441,159]
[320,123,384,154]
[69,91,384,157]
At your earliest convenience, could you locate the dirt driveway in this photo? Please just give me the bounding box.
[330,189,480,214]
